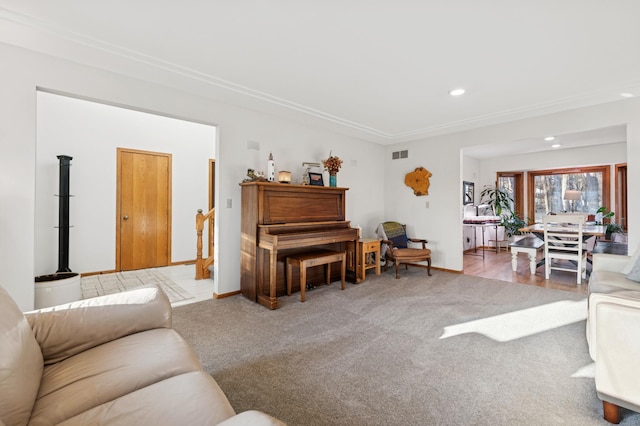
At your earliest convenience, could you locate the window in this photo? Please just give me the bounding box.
[527,166,610,223]
[497,172,524,218]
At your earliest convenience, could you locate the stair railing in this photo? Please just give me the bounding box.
[195,208,215,280]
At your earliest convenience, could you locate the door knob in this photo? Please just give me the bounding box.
[123,215,129,220]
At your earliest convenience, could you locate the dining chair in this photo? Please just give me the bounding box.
[543,213,588,284]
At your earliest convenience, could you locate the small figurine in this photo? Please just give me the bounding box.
[267,153,275,182]
[242,168,268,183]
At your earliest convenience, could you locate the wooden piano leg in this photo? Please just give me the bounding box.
[268,250,279,308]
[256,249,278,310]
[340,253,346,290]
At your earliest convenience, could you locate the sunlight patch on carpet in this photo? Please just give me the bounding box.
[572,363,595,379]
[440,299,588,342]
[81,269,194,303]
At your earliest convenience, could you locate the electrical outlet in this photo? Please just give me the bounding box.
[226,198,232,208]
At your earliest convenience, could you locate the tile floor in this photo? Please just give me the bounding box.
[152,264,215,307]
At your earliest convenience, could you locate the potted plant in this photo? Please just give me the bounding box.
[480,185,522,243]
[479,185,512,216]
[595,206,624,239]
[501,211,528,241]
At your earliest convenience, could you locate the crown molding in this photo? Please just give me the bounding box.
[2,7,638,145]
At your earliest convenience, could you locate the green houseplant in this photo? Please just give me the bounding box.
[480,185,527,241]
[501,211,528,238]
[596,206,624,239]
[479,185,512,216]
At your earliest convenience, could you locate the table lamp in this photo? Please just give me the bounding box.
[278,170,291,183]
[563,190,581,212]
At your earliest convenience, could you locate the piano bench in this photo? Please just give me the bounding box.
[286,250,346,302]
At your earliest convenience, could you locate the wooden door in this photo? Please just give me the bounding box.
[116,148,172,271]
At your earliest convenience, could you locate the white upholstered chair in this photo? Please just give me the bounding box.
[542,213,587,284]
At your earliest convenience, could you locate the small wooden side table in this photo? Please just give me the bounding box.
[347,238,381,283]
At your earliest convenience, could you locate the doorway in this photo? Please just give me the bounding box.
[116,148,172,271]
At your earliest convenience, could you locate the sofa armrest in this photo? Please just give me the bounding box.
[216,410,286,426]
[25,285,171,364]
[588,291,640,361]
[593,291,640,413]
[592,253,632,273]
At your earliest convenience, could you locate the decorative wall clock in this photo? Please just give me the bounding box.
[405,167,432,196]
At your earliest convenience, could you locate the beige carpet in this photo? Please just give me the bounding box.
[172,268,640,426]
[81,269,194,303]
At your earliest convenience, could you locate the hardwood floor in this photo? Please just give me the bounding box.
[463,246,588,295]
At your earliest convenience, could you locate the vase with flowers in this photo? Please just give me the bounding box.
[322,152,343,187]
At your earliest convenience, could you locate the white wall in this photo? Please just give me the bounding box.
[2,38,639,310]
[0,42,385,310]
[386,100,640,273]
[35,91,215,276]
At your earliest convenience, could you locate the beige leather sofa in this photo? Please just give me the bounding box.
[0,284,285,426]
[587,252,640,423]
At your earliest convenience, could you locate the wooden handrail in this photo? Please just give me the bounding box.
[195,208,215,280]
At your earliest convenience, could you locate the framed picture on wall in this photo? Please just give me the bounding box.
[463,181,474,205]
[308,172,324,186]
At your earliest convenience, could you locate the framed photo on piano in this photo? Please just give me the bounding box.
[308,172,324,186]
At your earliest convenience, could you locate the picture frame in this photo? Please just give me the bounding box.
[308,172,324,186]
[463,181,474,205]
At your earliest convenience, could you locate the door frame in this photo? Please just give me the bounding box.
[115,147,173,271]
[615,163,628,231]
[209,159,216,211]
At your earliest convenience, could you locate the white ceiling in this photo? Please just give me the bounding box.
[463,124,628,159]
[1,1,639,147]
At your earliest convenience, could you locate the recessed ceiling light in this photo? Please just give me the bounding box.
[551,143,561,148]
[449,88,466,96]
[544,136,555,141]
[620,93,635,98]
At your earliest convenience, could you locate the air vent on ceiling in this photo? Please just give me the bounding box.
[392,150,408,160]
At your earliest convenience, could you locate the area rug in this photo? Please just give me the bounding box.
[81,269,194,304]
[172,268,640,426]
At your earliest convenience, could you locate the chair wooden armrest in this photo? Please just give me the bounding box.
[408,238,428,248]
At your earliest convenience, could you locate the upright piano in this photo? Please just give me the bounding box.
[240,182,359,309]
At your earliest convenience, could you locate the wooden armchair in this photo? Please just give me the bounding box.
[376,221,432,279]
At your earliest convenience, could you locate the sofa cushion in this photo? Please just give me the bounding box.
[30,328,203,425]
[589,270,640,295]
[0,286,44,426]
[26,285,172,364]
[57,371,236,425]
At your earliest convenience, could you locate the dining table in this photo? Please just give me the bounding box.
[517,222,608,274]
[519,222,606,238]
